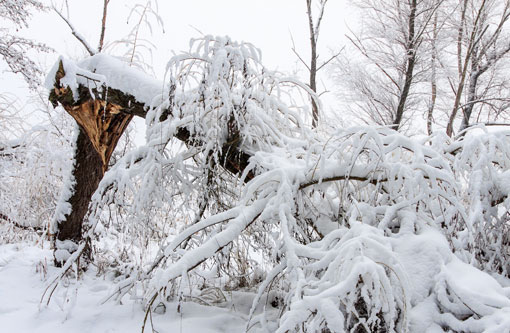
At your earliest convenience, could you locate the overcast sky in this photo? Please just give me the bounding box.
[2,0,355,129]
[6,0,351,88]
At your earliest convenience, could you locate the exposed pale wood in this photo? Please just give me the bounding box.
[63,100,132,171]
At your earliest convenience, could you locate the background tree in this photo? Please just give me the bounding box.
[445,0,510,136]
[0,0,50,89]
[0,0,57,237]
[337,0,510,135]
[293,0,338,128]
[426,11,439,135]
[334,0,441,132]
[0,108,75,240]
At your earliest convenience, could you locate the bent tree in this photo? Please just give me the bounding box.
[47,37,510,332]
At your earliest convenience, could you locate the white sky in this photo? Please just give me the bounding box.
[1,0,355,129]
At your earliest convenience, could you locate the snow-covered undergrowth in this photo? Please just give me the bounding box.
[38,36,510,332]
[0,242,253,333]
[0,111,75,238]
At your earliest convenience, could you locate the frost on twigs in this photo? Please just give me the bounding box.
[46,36,510,332]
[0,106,75,243]
[0,0,51,89]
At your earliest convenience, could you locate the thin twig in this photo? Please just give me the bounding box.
[290,32,311,71]
[53,7,96,56]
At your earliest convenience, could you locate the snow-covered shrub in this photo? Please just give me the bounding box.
[447,129,510,276]
[0,105,75,243]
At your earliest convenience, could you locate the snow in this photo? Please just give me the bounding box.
[46,54,167,108]
[497,170,510,197]
[50,122,79,235]
[392,227,510,332]
[443,257,510,314]
[392,228,451,306]
[11,214,510,332]
[0,242,258,333]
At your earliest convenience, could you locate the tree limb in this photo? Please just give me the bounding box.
[53,6,96,56]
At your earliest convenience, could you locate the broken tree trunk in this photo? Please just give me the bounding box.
[48,60,253,261]
[49,62,133,263]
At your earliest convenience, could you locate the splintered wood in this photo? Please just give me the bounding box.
[64,100,132,171]
[50,60,133,172]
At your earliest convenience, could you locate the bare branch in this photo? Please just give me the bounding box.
[53,6,96,56]
[290,33,311,72]
[346,34,400,90]
[316,48,343,71]
[97,0,110,53]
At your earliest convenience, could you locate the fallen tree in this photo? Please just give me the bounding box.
[46,36,510,332]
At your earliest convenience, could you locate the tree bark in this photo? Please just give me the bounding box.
[393,0,417,130]
[56,127,104,245]
[459,65,481,132]
[446,0,488,137]
[308,5,318,129]
[306,0,325,129]
[427,13,438,135]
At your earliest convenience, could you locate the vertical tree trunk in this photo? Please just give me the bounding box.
[459,66,480,133]
[49,68,134,264]
[307,0,319,128]
[55,127,104,245]
[427,13,438,136]
[447,0,488,137]
[393,0,417,130]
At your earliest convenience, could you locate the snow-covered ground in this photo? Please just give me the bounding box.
[4,236,510,333]
[0,242,258,333]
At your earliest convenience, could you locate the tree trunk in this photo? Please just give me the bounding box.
[393,0,417,130]
[307,0,320,128]
[49,62,135,264]
[459,67,480,133]
[56,127,104,245]
[427,13,438,136]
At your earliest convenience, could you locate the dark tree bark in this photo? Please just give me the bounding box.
[393,0,417,130]
[307,0,319,128]
[49,62,132,264]
[56,127,104,244]
[97,0,109,52]
[305,0,329,129]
